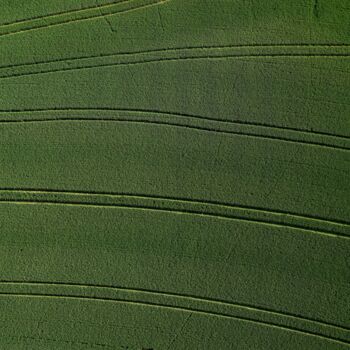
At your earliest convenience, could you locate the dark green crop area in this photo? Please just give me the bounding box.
[0,0,349,349]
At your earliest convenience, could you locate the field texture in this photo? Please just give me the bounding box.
[0,0,349,349]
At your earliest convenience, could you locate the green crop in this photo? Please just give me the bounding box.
[0,0,349,348]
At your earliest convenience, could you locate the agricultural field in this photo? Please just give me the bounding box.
[0,0,349,349]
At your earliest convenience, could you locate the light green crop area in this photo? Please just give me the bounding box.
[0,0,349,349]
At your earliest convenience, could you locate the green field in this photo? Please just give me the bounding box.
[0,0,349,349]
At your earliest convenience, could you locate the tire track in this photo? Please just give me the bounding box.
[0,108,348,151]
[0,106,347,139]
[0,194,348,239]
[0,291,348,346]
[1,43,350,71]
[0,0,129,27]
[0,0,169,38]
[0,187,350,228]
[0,1,339,28]
[0,50,349,81]
[1,189,349,228]
[0,117,348,152]
[1,280,348,333]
